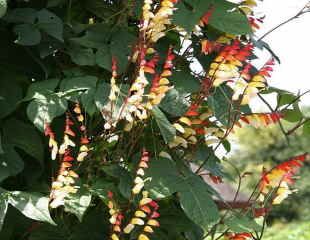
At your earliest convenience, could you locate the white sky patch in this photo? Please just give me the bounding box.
[251,0,310,111]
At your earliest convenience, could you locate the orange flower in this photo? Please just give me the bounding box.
[226,232,253,240]
[259,154,308,204]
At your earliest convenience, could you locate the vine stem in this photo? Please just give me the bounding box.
[257,2,310,41]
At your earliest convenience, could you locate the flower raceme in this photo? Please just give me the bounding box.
[259,154,308,205]
[143,0,179,43]
[47,105,91,208]
[44,123,58,160]
[234,112,283,129]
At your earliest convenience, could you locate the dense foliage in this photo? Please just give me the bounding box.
[0,1,309,240]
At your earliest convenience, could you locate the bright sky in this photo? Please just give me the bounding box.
[252,0,310,110]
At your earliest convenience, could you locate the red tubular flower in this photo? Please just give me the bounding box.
[226,232,253,240]
[259,154,308,205]
[237,112,283,128]
[145,54,160,74]
[65,114,75,137]
[185,103,200,117]
[200,6,214,26]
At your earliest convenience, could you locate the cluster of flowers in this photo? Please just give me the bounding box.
[234,112,283,129]
[107,150,160,240]
[103,47,175,131]
[107,191,124,240]
[45,104,90,208]
[123,190,160,240]
[225,154,308,239]
[259,154,308,205]
[142,0,179,43]
[169,103,224,148]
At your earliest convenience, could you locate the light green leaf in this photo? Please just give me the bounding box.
[8,191,56,225]
[25,78,60,101]
[303,121,310,136]
[179,175,220,230]
[0,188,9,231]
[152,106,176,144]
[0,0,7,18]
[27,95,68,131]
[64,188,92,222]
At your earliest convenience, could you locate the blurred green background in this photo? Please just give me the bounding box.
[228,109,310,239]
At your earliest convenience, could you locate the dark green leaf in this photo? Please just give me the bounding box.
[69,47,96,66]
[152,106,176,144]
[173,0,213,32]
[94,82,111,110]
[145,157,183,198]
[2,118,44,165]
[225,215,261,233]
[283,108,303,123]
[0,79,23,119]
[179,175,220,230]
[209,2,252,35]
[170,70,201,93]
[13,24,41,46]
[37,9,63,41]
[4,8,37,23]
[8,191,56,225]
[0,144,24,182]
[160,89,189,117]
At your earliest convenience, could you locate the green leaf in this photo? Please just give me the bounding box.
[94,82,111,110]
[192,146,224,177]
[25,78,60,101]
[37,9,63,41]
[60,75,98,115]
[173,0,213,32]
[208,85,245,126]
[303,121,310,136]
[27,95,68,131]
[69,47,96,66]
[0,79,23,119]
[277,93,297,107]
[225,215,261,233]
[145,157,183,198]
[4,8,37,23]
[64,188,92,222]
[0,188,9,231]
[13,24,41,46]
[95,46,112,71]
[152,106,176,144]
[0,144,24,182]
[0,0,7,18]
[209,2,252,35]
[70,24,111,49]
[283,108,303,123]
[170,70,201,93]
[179,175,220,230]
[160,89,189,117]
[2,118,44,165]
[8,191,56,225]
[88,179,116,203]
